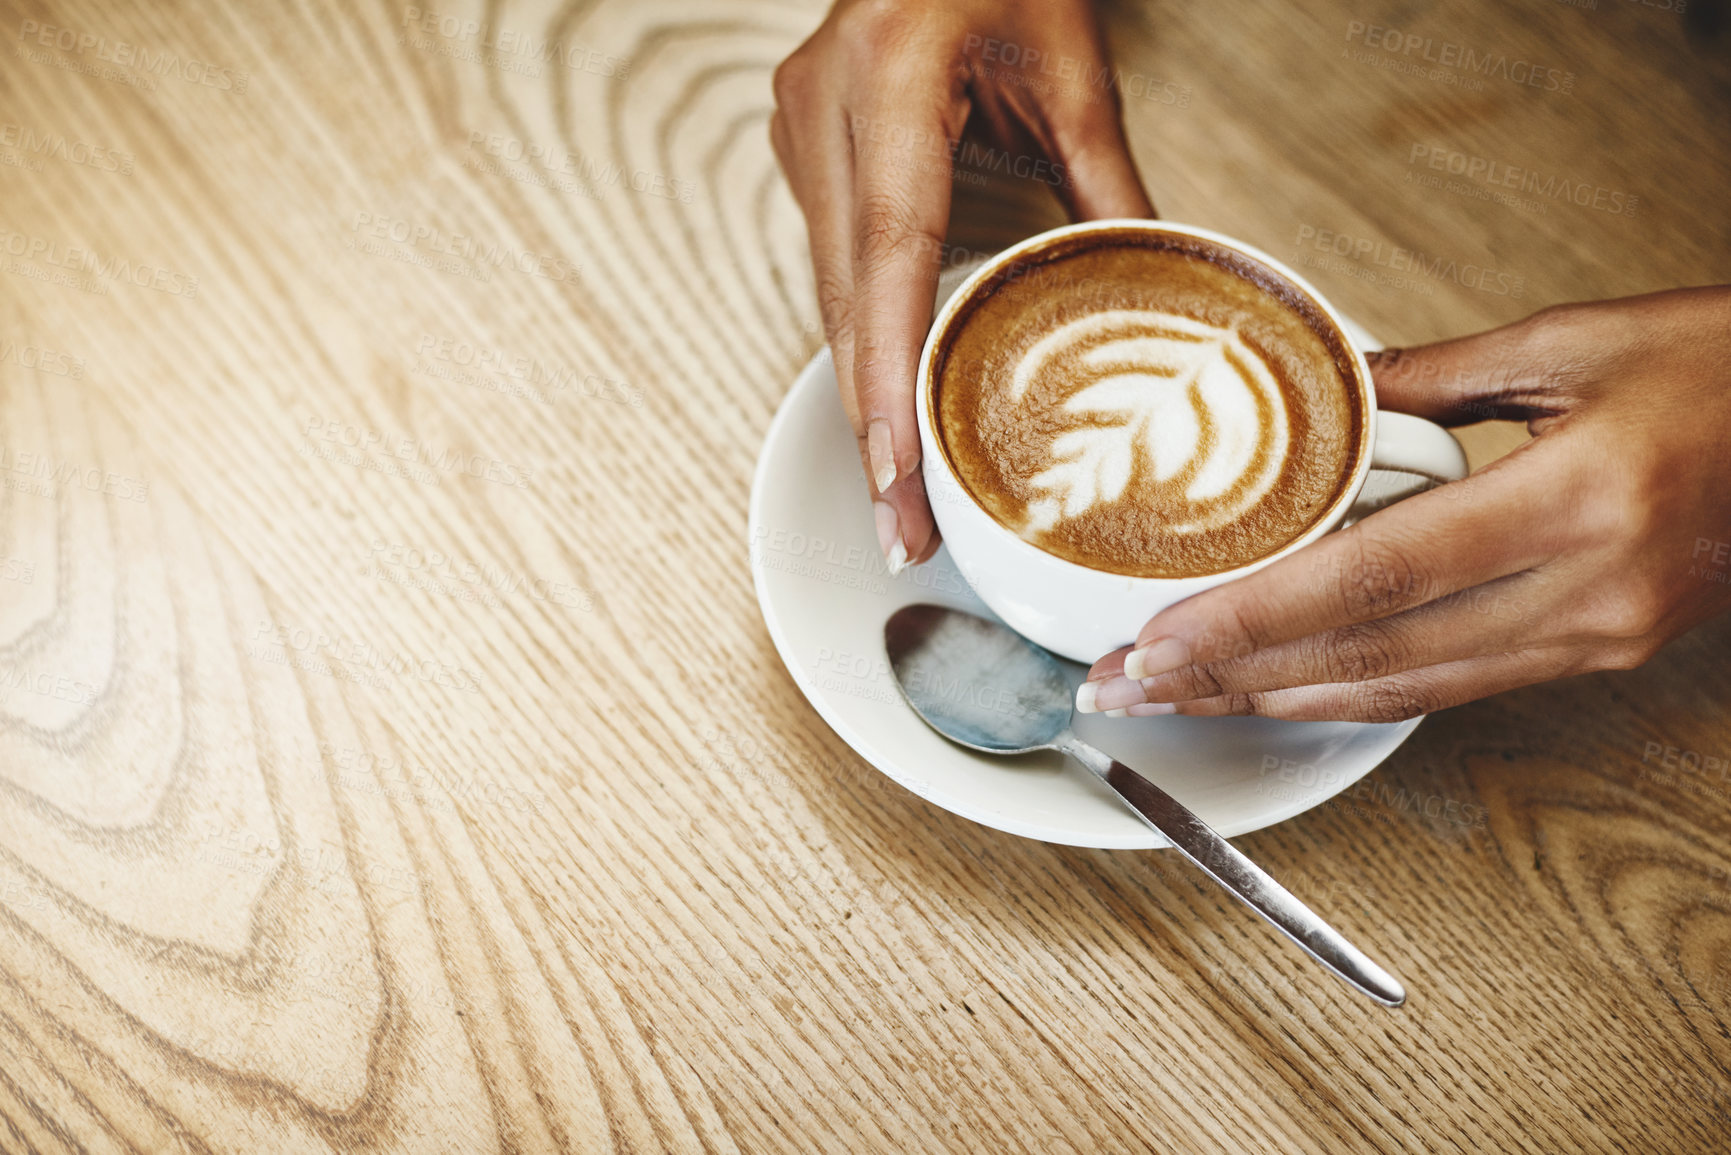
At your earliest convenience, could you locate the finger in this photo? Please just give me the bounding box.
[1005,0,1154,220]
[965,58,1154,221]
[1083,571,1544,711]
[773,100,860,415]
[1105,444,1564,683]
[1163,646,1585,724]
[1074,648,1129,714]
[895,468,943,566]
[1366,308,1567,423]
[847,83,969,562]
[778,82,923,563]
[1045,100,1155,220]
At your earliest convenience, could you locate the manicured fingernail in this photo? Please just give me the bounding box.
[1127,702,1176,717]
[1104,708,1129,718]
[1075,681,1099,714]
[868,420,897,493]
[874,501,908,575]
[1093,676,1150,711]
[1123,637,1190,681]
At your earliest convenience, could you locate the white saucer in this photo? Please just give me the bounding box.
[748,314,1424,849]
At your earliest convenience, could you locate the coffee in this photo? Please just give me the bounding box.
[932,229,1366,578]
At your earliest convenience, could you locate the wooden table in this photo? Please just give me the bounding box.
[2,0,1728,1150]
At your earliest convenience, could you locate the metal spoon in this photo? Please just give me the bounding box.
[884,603,1406,1007]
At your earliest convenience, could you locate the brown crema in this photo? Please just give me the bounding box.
[932,229,1365,578]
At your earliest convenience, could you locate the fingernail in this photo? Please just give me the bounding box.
[1075,682,1099,714]
[1104,708,1129,718]
[874,501,908,575]
[868,420,897,493]
[1127,702,1177,717]
[1093,676,1150,711]
[1123,637,1190,681]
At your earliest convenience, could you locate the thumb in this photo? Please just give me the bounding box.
[1365,310,1565,425]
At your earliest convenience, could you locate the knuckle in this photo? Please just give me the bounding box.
[1337,537,1427,619]
[1354,679,1433,723]
[1516,303,1586,357]
[1176,661,1229,700]
[1325,622,1398,682]
[1512,301,1618,389]
[1598,638,1659,672]
[1206,599,1270,659]
[836,0,928,56]
[1522,302,1570,332]
[854,194,942,266]
[1585,587,1663,641]
[771,54,813,109]
[1525,299,1614,343]
[1217,693,1261,717]
[812,270,855,334]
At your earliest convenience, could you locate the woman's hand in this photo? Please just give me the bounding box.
[771,0,1154,570]
[1077,288,1731,721]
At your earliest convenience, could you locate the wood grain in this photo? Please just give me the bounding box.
[0,0,1727,1151]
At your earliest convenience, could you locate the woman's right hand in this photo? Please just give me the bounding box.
[771,0,1155,571]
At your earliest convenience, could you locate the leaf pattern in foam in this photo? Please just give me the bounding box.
[1019,311,1289,536]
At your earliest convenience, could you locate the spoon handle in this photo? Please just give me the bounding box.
[1064,737,1406,1007]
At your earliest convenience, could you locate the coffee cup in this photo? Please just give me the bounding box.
[916,219,1468,663]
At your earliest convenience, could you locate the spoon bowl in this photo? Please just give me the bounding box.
[884,603,1074,754]
[884,603,1407,1007]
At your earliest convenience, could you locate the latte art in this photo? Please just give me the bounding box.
[934,231,1365,578]
[1013,311,1291,536]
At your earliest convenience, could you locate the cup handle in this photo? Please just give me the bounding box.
[1371,411,1469,484]
[1347,411,1470,521]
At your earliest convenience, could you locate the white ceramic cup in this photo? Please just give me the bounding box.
[915,219,1468,664]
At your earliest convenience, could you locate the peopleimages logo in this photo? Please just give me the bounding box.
[0,338,85,378]
[1293,224,1525,299]
[961,33,1191,107]
[1344,21,1576,94]
[0,667,99,707]
[0,122,134,174]
[848,115,1072,190]
[249,617,484,695]
[16,19,249,92]
[347,212,578,283]
[0,445,150,502]
[467,131,696,205]
[413,333,643,408]
[400,8,629,77]
[0,227,200,298]
[368,539,593,611]
[300,416,536,489]
[1406,144,1638,216]
[322,740,549,815]
[1258,756,1488,828]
